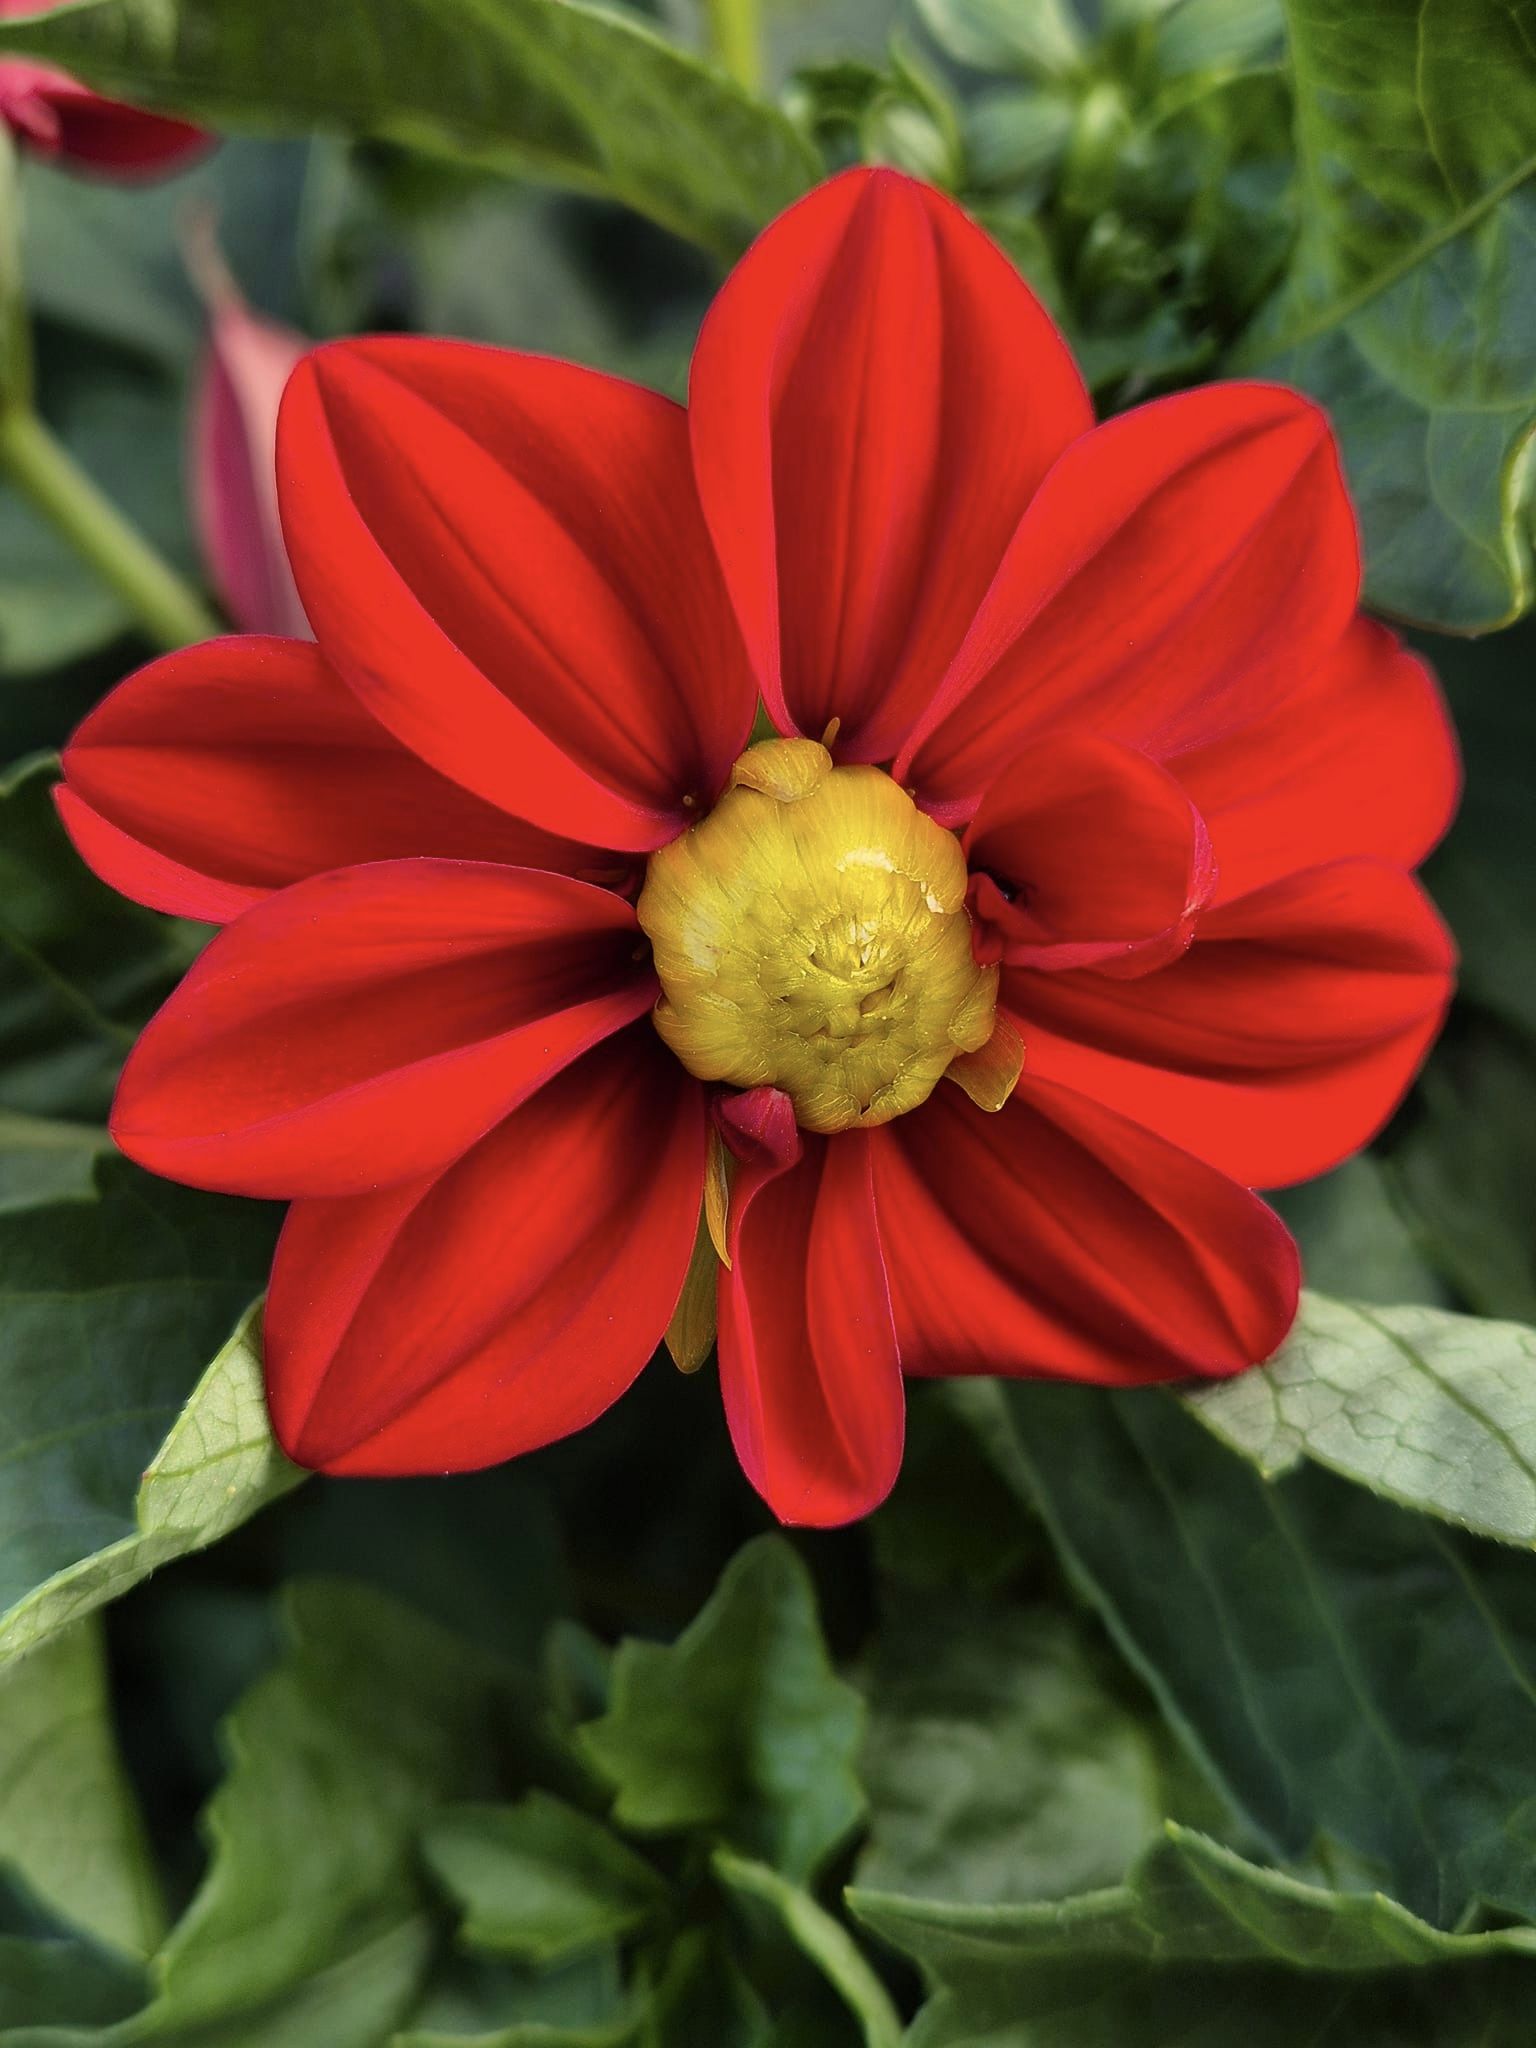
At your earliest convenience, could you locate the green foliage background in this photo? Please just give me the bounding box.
[1,0,1536,2041]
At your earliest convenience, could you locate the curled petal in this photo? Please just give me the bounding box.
[267,1029,706,1474]
[59,636,613,923]
[112,860,655,1198]
[871,1074,1299,1385]
[689,166,1090,762]
[718,1130,903,1527]
[964,732,1216,972]
[1011,859,1456,1187]
[1173,617,1460,903]
[900,383,1359,817]
[279,340,755,851]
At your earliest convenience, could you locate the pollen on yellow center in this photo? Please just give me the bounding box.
[636,739,999,1134]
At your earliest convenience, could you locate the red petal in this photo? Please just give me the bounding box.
[871,1074,1299,1385]
[1011,859,1455,1187]
[279,340,754,851]
[717,1130,904,1527]
[1172,617,1460,903]
[58,636,613,923]
[111,860,654,1197]
[900,383,1359,817]
[0,62,207,175]
[964,732,1215,971]
[689,167,1090,762]
[267,1029,705,1474]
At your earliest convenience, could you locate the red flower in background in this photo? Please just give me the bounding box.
[0,0,205,178]
[58,170,1457,1526]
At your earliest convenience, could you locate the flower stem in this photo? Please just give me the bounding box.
[703,0,763,93]
[0,405,219,651]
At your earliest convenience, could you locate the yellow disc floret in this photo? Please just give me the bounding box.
[637,740,999,1134]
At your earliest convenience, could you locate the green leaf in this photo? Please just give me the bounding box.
[1268,1155,1448,1311]
[0,0,820,260]
[914,0,1085,78]
[579,1537,864,1883]
[0,1107,112,1213]
[0,1174,289,1663]
[850,1823,1536,2048]
[396,1948,630,2046]
[117,1581,515,2042]
[854,1596,1175,1908]
[424,1795,668,1967]
[1390,1018,1536,1325]
[0,756,193,1117]
[0,1909,147,2033]
[957,1380,1536,1927]
[1186,1289,1536,1542]
[0,1619,164,1958]
[711,1850,902,2048]
[1232,0,1536,630]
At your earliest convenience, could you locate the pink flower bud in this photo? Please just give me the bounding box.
[187,223,311,639]
[0,4,206,179]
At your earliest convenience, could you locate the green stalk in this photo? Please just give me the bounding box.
[0,406,219,651]
[703,0,763,94]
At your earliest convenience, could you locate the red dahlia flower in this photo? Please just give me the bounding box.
[0,0,205,178]
[57,169,1458,1526]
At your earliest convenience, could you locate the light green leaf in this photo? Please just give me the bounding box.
[0,0,820,259]
[711,1850,902,2048]
[955,1379,1536,1927]
[0,1619,164,1958]
[855,1596,1173,1908]
[579,1537,864,1883]
[1232,0,1536,630]
[424,1795,667,1968]
[1187,1289,1536,1541]
[850,1824,1536,2048]
[0,756,194,1116]
[914,0,1085,78]
[0,1176,291,1664]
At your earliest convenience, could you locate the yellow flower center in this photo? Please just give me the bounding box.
[636,740,999,1134]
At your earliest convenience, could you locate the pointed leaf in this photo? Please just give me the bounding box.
[579,1537,864,1882]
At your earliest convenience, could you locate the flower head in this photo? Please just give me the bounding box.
[0,0,206,178]
[58,169,1458,1526]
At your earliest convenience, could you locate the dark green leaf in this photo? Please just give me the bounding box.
[711,1851,901,2048]
[855,1596,1173,1908]
[1391,1018,1536,1323]
[424,1795,667,1967]
[0,1618,164,1958]
[1268,1155,1448,1310]
[1187,1289,1536,1541]
[1233,0,1536,629]
[0,1107,113,1212]
[959,1380,1536,1926]
[396,1947,629,2047]
[0,757,193,1118]
[0,0,820,259]
[850,1823,1536,2048]
[579,1537,864,1882]
[0,1170,286,1661]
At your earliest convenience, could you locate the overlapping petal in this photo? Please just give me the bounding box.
[717,1122,904,1526]
[899,383,1360,819]
[266,1028,705,1475]
[0,57,206,175]
[1011,860,1455,1187]
[279,340,755,851]
[112,860,655,1198]
[59,637,614,923]
[1172,617,1460,903]
[689,167,1091,763]
[964,732,1216,971]
[871,1073,1299,1386]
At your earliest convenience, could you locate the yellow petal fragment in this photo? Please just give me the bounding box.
[665,1206,718,1374]
[946,1013,1025,1113]
[728,737,833,803]
[704,1124,731,1271]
